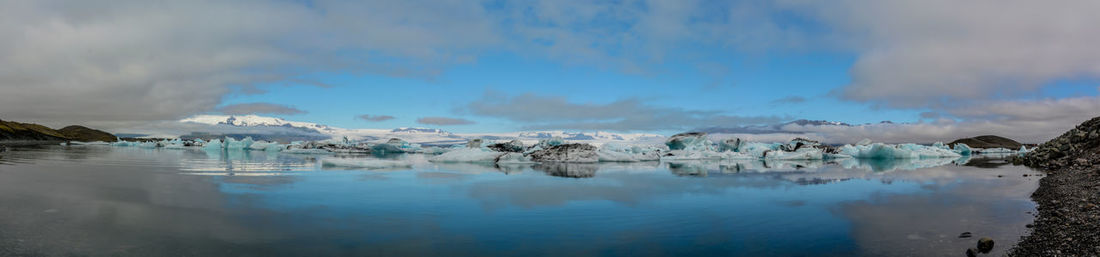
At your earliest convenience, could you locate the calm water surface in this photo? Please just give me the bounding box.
[0,145,1040,256]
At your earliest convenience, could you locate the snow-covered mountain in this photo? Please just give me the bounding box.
[178,115,665,145]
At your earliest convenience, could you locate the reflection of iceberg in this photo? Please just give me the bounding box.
[836,157,958,172]
[533,163,599,178]
[665,159,826,175]
[321,158,412,170]
[430,148,503,163]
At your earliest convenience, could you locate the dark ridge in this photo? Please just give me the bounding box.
[57,125,117,142]
[948,135,1023,149]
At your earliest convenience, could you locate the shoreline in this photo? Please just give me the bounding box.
[0,140,65,146]
[1008,164,1100,256]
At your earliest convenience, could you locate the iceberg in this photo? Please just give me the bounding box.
[224,137,254,150]
[839,143,961,159]
[717,138,742,152]
[596,142,664,162]
[528,144,599,163]
[202,139,224,150]
[952,143,972,155]
[665,132,713,151]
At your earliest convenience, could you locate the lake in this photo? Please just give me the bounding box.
[0,145,1040,256]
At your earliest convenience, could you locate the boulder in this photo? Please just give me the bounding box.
[528,143,598,163]
[977,237,994,253]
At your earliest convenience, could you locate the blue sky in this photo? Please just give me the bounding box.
[2,0,1099,142]
[222,50,923,133]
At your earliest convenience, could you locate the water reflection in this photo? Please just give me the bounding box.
[0,146,1039,256]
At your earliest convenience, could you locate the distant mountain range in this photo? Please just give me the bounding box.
[0,119,116,142]
[695,119,903,135]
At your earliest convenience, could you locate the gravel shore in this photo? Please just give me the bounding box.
[1010,116,1100,257]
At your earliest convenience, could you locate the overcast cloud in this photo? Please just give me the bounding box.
[1,0,1098,140]
[216,103,306,115]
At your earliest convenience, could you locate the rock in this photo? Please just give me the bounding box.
[665,132,710,151]
[528,143,598,163]
[977,237,994,253]
[959,232,973,238]
[487,140,524,153]
[466,139,483,148]
[966,248,978,257]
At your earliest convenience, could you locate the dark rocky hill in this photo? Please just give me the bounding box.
[1,119,116,142]
[0,119,69,141]
[948,135,1023,149]
[58,125,117,142]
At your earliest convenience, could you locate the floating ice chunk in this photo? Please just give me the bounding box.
[952,143,972,155]
[137,141,157,148]
[430,148,503,163]
[1019,146,1030,154]
[597,142,664,162]
[111,140,135,147]
[321,158,412,169]
[856,138,873,146]
[718,138,742,152]
[839,143,959,159]
[978,147,1015,153]
[738,142,782,158]
[225,137,254,150]
[202,139,223,150]
[931,142,949,150]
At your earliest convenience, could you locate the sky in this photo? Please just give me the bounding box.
[2,0,1100,143]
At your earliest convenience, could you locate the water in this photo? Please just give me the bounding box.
[0,145,1040,256]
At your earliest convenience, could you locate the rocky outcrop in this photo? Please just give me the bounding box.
[1018,117,1100,170]
[528,143,598,163]
[949,135,1023,149]
[57,125,117,142]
